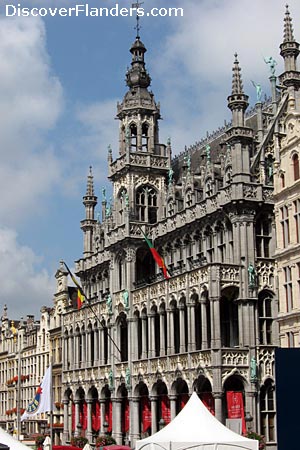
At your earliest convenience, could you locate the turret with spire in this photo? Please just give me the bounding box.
[227,53,249,127]
[226,54,252,182]
[279,4,300,89]
[81,166,98,255]
[115,31,163,156]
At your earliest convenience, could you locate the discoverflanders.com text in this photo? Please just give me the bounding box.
[5,3,184,18]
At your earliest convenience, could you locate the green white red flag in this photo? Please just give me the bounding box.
[142,231,170,279]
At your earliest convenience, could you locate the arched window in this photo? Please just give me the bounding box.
[265,155,274,185]
[216,223,226,262]
[280,173,285,189]
[258,291,273,345]
[260,379,276,443]
[142,123,149,151]
[136,185,158,223]
[186,189,193,207]
[206,179,213,197]
[220,287,239,347]
[225,167,232,185]
[130,124,137,151]
[293,153,299,181]
[168,199,175,216]
[118,312,128,362]
[205,226,214,263]
[118,188,127,223]
[256,216,271,258]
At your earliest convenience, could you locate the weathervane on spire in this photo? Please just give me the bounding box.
[132,2,144,38]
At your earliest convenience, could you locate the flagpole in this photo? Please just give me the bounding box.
[62,261,122,360]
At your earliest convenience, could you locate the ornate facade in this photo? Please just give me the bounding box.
[274,5,300,348]
[57,9,300,450]
[0,306,51,438]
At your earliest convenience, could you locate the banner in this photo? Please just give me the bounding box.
[161,395,171,424]
[21,366,52,421]
[92,400,101,432]
[180,394,189,410]
[226,391,246,434]
[141,396,151,432]
[122,398,130,433]
[200,393,215,416]
[105,399,112,433]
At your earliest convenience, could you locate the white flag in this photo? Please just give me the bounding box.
[21,365,52,421]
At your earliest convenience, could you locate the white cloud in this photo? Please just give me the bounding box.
[0,15,63,224]
[0,228,54,318]
[150,0,300,152]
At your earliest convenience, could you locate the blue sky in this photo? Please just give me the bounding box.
[0,0,299,318]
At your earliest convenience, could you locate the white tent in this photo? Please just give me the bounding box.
[136,392,258,450]
[0,428,30,449]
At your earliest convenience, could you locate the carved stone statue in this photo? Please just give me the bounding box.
[108,369,113,390]
[251,80,262,102]
[206,144,211,162]
[250,357,257,381]
[264,56,277,76]
[123,290,129,308]
[106,294,112,314]
[125,367,131,387]
[102,188,106,203]
[184,154,191,174]
[248,263,256,287]
[168,168,174,186]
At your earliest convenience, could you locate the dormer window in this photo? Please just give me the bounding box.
[293,153,299,181]
[136,185,158,223]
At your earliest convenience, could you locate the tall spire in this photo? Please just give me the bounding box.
[280,4,299,76]
[86,166,94,196]
[81,167,98,255]
[227,54,248,127]
[283,4,295,43]
[83,166,97,220]
[231,53,244,95]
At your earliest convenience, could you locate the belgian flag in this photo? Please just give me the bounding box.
[142,231,170,279]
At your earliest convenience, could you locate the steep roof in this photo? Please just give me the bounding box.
[136,393,258,450]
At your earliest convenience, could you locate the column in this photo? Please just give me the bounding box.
[86,399,93,442]
[99,399,106,434]
[86,331,91,366]
[179,307,186,353]
[99,328,104,365]
[201,301,208,349]
[210,298,221,348]
[62,400,69,445]
[130,397,140,446]
[74,400,80,437]
[94,329,99,365]
[213,393,223,423]
[187,304,196,351]
[141,317,148,359]
[82,332,86,368]
[148,314,156,358]
[167,309,175,354]
[150,396,158,434]
[112,398,122,444]
[159,312,166,356]
[169,395,177,421]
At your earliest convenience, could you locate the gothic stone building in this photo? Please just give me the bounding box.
[56,9,300,450]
